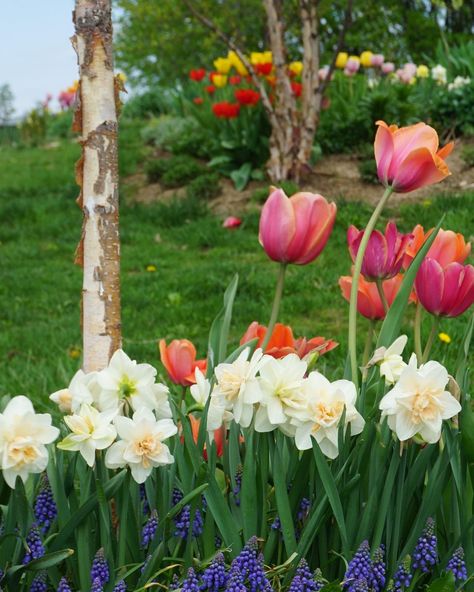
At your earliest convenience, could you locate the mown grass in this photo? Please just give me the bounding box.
[0,130,472,406]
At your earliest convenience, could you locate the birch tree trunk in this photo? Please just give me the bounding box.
[72,0,121,373]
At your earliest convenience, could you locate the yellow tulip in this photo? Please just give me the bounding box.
[359,51,373,67]
[263,51,273,63]
[250,52,264,65]
[289,61,303,76]
[335,52,348,68]
[227,51,248,75]
[117,72,127,83]
[213,74,228,88]
[214,57,232,74]
[349,55,360,64]
[417,64,429,78]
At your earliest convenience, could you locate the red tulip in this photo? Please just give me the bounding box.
[259,187,336,265]
[212,101,240,119]
[403,224,471,269]
[189,68,206,81]
[339,274,403,320]
[188,414,225,459]
[159,339,207,386]
[291,82,302,97]
[347,221,412,281]
[229,75,242,85]
[374,120,454,193]
[223,216,242,228]
[234,88,260,106]
[415,259,474,317]
[205,85,216,94]
[193,97,204,105]
[240,321,338,359]
[254,62,272,76]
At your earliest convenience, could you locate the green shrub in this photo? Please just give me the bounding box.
[46,111,74,140]
[430,81,474,135]
[141,115,213,158]
[145,158,170,183]
[154,195,207,227]
[358,158,379,184]
[186,173,221,200]
[122,89,177,118]
[461,145,474,167]
[145,155,206,186]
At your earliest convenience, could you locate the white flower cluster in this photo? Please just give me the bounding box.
[53,349,177,483]
[448,75,471,91]
[431,64,447,85]
[192,348,365,459]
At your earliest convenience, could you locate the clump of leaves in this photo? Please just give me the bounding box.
[145,155,205,186]
[461,145,474,167]
[186,173,221,201]
[359,158,379,184]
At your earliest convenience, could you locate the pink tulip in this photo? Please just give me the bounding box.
[339,273,403,320]
[403,225,471,269]
[381,62,395,74]
[347,221,412,281]
[259,187,336,265]
[318,66,330,81]
[223,216,242,229]
[415,259,474,317]
[159,339,207,386]
[344,58,360,76]
[370,54,385,67]
[374,120,454,193]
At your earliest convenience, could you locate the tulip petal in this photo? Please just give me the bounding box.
[259,188,295,262]
[448,264,474,317]
[374,121,395,185]
[290,195,336,265]
[392,147,450,193]
[436,141,454,160]
[415,258,444,315]
[389,122,439,176]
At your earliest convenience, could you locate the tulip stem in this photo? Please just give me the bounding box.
[422,317,439,363]
[414,302,423,364]
[375,278,389,313]
[262,263,287,351]
[348,187,393,388]
[361,320,376,382]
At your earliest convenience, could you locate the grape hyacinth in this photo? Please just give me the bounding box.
[271,516,281,531]
[91,577,104,592]
[29,572,47,592]
[57,577,72,592]
[34,476,57,534]
[370,546,386,592]
[139,483,150,515]
[343,541,372,592]
[172,488,204,539]
[391,557,412,591]
[23,524,45,564]
[233,466,243,506]
[412,518,437,573]
[446,547,468,583]
[200,552,228,591]
[225,567,247,592]
[230,537,272,591]
[170,574,180,590]
[297,498,311,522]
[182,567,200,592]
[289,559,324,592]
[90,548,110,586]
[141,510,158,548]
[113,580,127,592]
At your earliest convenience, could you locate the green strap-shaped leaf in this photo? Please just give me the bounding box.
[207,274,239,374]
[273,438,297,556]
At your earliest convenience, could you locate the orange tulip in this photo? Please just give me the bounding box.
[159,339,207,386]
[374,120,454,193]
[403,224,471,269]
[188,414,225,459]
[240,321,337,359]
[339,274,403,320]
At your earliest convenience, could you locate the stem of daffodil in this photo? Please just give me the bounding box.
[422,317,440,363]
[414,302,423,364]
[262,263,287,351]
[361,320,376,381]
[349,187,393,387]
[375,278,389,313]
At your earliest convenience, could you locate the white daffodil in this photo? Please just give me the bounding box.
[209,348,266,429]
[379,354,461,443]
[96,349,158,412]
[50,369,100,414]
[293,373,364,459]
[105,408,177,483]
[431,64,447,85]
[57,404,117,467]
[369,335,408,384]
[190,367,212,407]
[0,396,59,488]
[254,354,308,434]
[152,383,173,419]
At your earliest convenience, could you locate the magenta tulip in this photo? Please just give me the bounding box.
[259,188,336,265]
[347,221,412,281]
[415,258,474,317]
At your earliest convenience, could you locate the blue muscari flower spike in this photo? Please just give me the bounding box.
[297,498,311,522]
[23,524,45,564]
[343,541,372,592]
[90,548,110,586]
[57,577,72,592]
[370,545,386,592]
[182,567,200,592]
[230,537,271,591]
[139,483,150,515]
[113,580,127,592]
[91,577,104,592]
[271,516,281,531]
[412,517,437,573]
[169,574,180,590]
[29,572,47,592]
[233,466,243,506]
[200,552,228,591]
[34,475,57,534]
[289,559,324,592]
[446,547,468,583]
[141,510,158,548]
[172,488,204,539]
[391,556,412,591]
[225,567,247,592]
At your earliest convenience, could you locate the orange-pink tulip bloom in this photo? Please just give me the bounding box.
[374,120,454,193]
[240,321,338,359]
[415,259,474,317]
[339,273,403,320]
[347,221,412,281]
[403,224,471,269]
[159,339,207,386]
[259,188,336,265]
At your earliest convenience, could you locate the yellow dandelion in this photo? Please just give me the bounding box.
[68,346,81,360]
[438,332,452,344]
[146,264,157,272]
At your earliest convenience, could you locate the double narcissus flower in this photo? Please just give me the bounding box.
[259,187,336,265]
[374,120,454,193]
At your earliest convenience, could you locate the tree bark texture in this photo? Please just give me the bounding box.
[72,0,121,372]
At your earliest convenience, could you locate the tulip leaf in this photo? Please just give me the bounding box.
[377,215,444,348]
[273,437,297,556]
[425,572,456,592]
[241,429,258,541]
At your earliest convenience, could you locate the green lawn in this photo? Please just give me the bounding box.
[0,132,472,406]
